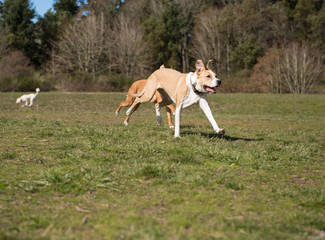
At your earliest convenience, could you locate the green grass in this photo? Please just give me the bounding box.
[0,92,324,239]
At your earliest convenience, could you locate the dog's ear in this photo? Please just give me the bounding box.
[160,64,165,69]
[196,60,205,74]
[206,60,213,70]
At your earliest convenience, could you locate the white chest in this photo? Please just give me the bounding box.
[181,72,204,109]
[181,90,201,109]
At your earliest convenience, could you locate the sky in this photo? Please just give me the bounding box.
[32,0,54,17]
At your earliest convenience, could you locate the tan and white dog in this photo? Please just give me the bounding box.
[16,88,40,107]
[115,79,175,128]
[126,60,225,137]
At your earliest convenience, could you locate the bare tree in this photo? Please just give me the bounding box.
[282,43,323,94]
[191,1,293,77]
[111,13,152,79]
[55,13,111,75]
[252,43,323,94]
[191,8,229,75]
[251,48,284,93]
[149,0,164,15]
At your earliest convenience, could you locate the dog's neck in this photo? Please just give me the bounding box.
[186,72,203,95]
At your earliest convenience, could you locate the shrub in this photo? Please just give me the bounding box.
[102,72,134,92]
[217,69,257,93]
[53,72,134,92]
[0,51,37,92]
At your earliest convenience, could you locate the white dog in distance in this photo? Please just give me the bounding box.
[16,88,40,107]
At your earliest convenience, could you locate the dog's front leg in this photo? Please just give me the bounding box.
[174,103,183,137]
[199,96,225,135]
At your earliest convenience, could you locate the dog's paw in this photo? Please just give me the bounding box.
[217,129,225,135]
[169,125,174,129]
[156,116,162,125]
[124,121,128,126]
[115,111,119,116]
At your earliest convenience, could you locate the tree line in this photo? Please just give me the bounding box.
[0,0,324,93]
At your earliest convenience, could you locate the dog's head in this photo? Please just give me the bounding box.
[36,88,40,93]
[192,60,221,94]
[16,97,22,104]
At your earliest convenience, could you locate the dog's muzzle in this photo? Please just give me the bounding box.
[204,79,221,94]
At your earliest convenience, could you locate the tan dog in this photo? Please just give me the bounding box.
[126,60,225,137]
[115,79,176,128]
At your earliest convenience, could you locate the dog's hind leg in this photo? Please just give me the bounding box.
[155,89,175,128]
[123,102,141,126]
[123,115,131,126]
[154,91,164,125]
[116,95,134,116]
[167,104,175,115]
[166,105,175,128]
[155,103,162,125]
[126,76,158,116]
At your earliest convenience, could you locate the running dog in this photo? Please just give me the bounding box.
[16,88,40,107]
[115,79,175,128]
[126,60,224,137]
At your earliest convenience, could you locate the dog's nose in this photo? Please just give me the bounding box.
[217,79,221,86]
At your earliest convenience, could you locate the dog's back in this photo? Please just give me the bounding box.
[128,80,146,96]
[150,68,187,99]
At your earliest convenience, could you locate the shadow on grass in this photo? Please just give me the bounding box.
[180,126,264,141]
[200,133,264,141]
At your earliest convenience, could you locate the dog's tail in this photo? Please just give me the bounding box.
[129,89,145,98]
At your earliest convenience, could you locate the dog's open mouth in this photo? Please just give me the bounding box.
[204,85,217,94]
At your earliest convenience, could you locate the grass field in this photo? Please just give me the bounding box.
[0,92,324,240]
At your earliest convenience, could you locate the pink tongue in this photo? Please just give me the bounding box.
[206,87,215,93]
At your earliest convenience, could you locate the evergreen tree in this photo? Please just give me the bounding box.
[53,0,82,27]
[35,0,82,67]
[294,0,324,40]
[230,36,263,70]
[1,0,37,65]
[35,10,59,65]
[54,0,80,17]
[0,20,9,58]
[86,0,123,16]
[308,3,325,52]
[284,0,299,19]
[0,1,3,17]
[143,0,185,69]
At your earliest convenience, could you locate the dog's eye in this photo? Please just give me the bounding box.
[207,75,211,78]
